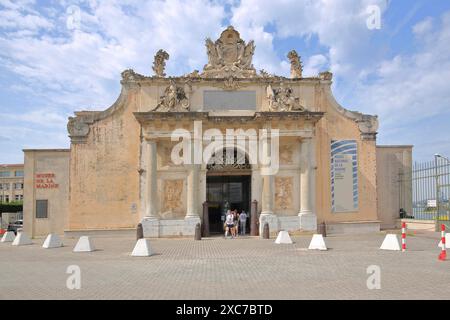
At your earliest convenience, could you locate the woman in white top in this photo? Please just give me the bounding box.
[225,210,234,238]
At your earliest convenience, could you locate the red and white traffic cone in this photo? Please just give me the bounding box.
[438,224,447,261]
[401,222,406,252]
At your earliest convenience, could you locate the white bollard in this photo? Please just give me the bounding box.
[12,232,32,246]
[73,236,95,252]
[380,234,400,251]
[275,230,293,244]
[42,234,63,249]
[438,233,450,249]
[131,238,153,257]
[308,234,327,250]
[1,231,16,243]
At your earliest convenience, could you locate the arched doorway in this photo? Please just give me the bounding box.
[206,148,252,234]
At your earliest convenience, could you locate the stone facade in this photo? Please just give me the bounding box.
[21,26,411,238]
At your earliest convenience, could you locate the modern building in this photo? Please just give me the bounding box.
[23,26,412,238]
[0,164,24,203]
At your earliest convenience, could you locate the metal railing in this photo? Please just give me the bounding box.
[401,155,450,221]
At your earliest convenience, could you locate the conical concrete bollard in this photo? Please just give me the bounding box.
[380,234,400,251]
[131,238,153,257]
[275,230,293,244]
[12,232,32,246]
[42,234,63,248]
[1,231,15,243]
[73,236,95,252]
[308,234,327,250]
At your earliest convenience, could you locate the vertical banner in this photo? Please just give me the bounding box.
[331,140,358,212]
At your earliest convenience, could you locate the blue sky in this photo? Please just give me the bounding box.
[0,0,449,164]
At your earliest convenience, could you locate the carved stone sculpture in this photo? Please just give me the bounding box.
[121,69,145,82]
[266,83,305,111]
[163,180,183,212]
[280,145,294,165]
[287,50,302,79]
[319,71,333,81]
[202,26,256,78]
[275,177,293,210]
[153,80,191,111]
[67,116,89,140]
[152,49,169,77]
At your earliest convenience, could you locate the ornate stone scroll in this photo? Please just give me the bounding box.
[202,26,257,78]
[153,80,192,111]
[319,71,333,81]
[287,50,302,79]
[266,83,305,111]
[152,49,169,77]
[121,69,145,82]
[275,177,293,210]
[67,116,89,143]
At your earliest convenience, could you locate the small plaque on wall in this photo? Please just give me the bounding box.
[331,140,358,212]
[203,90,256,110]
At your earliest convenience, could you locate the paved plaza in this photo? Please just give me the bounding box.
[0,231,448,300]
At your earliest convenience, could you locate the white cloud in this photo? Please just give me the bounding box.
[0,0,227,111]
[230,0,387,78]
[412,16,433,37]
[303,54,328,76]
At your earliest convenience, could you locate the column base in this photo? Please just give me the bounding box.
[259,213,278,236]
[298,211,317,231]
[184,216,201,236]
[141,216,160,238]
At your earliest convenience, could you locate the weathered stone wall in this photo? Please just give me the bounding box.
[68,85,141,231]
[376,146,413,229]
[314,83,379,226]
[23,149,70,237]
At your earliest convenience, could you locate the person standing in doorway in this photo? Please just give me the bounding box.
[225,210,234,238]
[234,210,240,237]
[239,210,247,236]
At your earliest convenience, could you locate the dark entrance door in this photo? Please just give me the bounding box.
[206,175,251,234]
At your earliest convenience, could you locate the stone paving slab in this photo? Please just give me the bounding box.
[0,232,448,299]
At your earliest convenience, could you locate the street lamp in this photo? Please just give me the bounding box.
[434,154,450,231]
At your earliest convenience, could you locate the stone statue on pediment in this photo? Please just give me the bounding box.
[287,50,302,79]
[266,83,305,112]
[152,49,169,77]
[202,26,256,78]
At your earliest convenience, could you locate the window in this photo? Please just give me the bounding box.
[4,195,9,203]
[0,183,9,190]
[0,171,10,178]
[15,195,23,201]
[14,183,23,190]
[36,200,48,219]
[14,171,24,177]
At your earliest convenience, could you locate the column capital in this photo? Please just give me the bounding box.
[144,136,159,143]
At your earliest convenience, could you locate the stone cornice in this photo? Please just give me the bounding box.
[134,111,324,125]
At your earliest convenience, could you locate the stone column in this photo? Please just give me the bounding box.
[259,132,278,234]
[261,174,274,215]
[142,138,159,237]
[299,138,317,231]
[186,163,200,218]
[184,139,201,235]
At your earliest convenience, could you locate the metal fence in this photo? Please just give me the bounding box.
[401,156,450,221]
